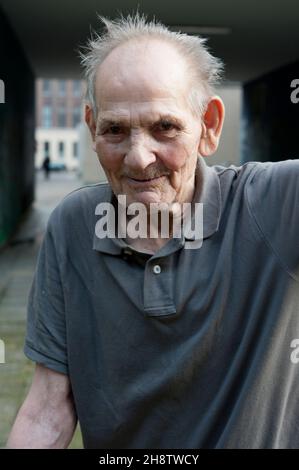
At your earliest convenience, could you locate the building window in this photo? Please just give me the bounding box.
[42,106,52,128]
[58,107,66,127]
[73,80,81,97]
[44,141,50,157]
[58,142,65,159]
[72,106,82,127]
[73,142,78,158]
[42,80,51,97]
[58,80,66,96]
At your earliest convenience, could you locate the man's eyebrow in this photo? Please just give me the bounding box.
[97,114,185,128]
[97,116,128,127]
[153,115,185,127]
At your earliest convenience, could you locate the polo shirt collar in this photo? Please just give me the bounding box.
[184,156,222,241]
[93,156,222,254]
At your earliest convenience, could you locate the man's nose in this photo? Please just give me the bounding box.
[124,134,156,171]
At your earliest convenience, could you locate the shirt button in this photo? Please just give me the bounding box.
[153,264,161,274]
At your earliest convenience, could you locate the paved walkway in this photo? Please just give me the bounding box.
[0,171,83,448]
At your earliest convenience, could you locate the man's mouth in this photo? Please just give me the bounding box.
[126,175,165,183]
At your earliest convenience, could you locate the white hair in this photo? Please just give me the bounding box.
[80,13,224,117]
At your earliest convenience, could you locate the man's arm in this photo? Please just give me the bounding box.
[7,364,77,449]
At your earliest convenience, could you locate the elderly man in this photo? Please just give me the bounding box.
[8,14,299,449]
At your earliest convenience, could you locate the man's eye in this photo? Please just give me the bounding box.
[154,121,180,136]
[108,125,123,134]
[158,122,175,131]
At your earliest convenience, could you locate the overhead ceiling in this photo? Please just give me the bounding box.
[1,0,299,84]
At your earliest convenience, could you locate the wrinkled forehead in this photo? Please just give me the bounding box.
[96,98,193,127]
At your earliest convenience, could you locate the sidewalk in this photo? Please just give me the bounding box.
[0,170,83,448]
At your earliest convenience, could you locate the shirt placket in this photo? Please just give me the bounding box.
[143,255,176,317]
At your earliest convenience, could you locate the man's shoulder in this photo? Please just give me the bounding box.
[208,161,262,204]
[238,159,299,279]
[208,159,299,221]
[48,182,112,230]
[58,181,111,208]
[210,160,261,190]
[212,159,299,192]
[212,160,267,181]
[239,159,299,201]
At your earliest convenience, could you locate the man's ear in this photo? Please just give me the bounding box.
[85,104,97,152]
[198,96,225,157]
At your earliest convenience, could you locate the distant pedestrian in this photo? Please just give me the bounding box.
[42,156,51,180]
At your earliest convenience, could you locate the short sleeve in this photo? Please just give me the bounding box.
[246,159,299,280]
[24,210,68,374]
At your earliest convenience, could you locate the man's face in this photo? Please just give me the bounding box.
[89,40,208,207]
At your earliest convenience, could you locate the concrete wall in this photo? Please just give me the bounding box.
[242,60,299,163]
[78,123,107,184]
[0,8,35,248]
[208,84,242,167]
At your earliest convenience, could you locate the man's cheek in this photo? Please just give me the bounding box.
[96,146,122,171]
[161,146,190,170]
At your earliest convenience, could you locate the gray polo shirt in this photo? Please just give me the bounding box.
[24,157,299,449]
